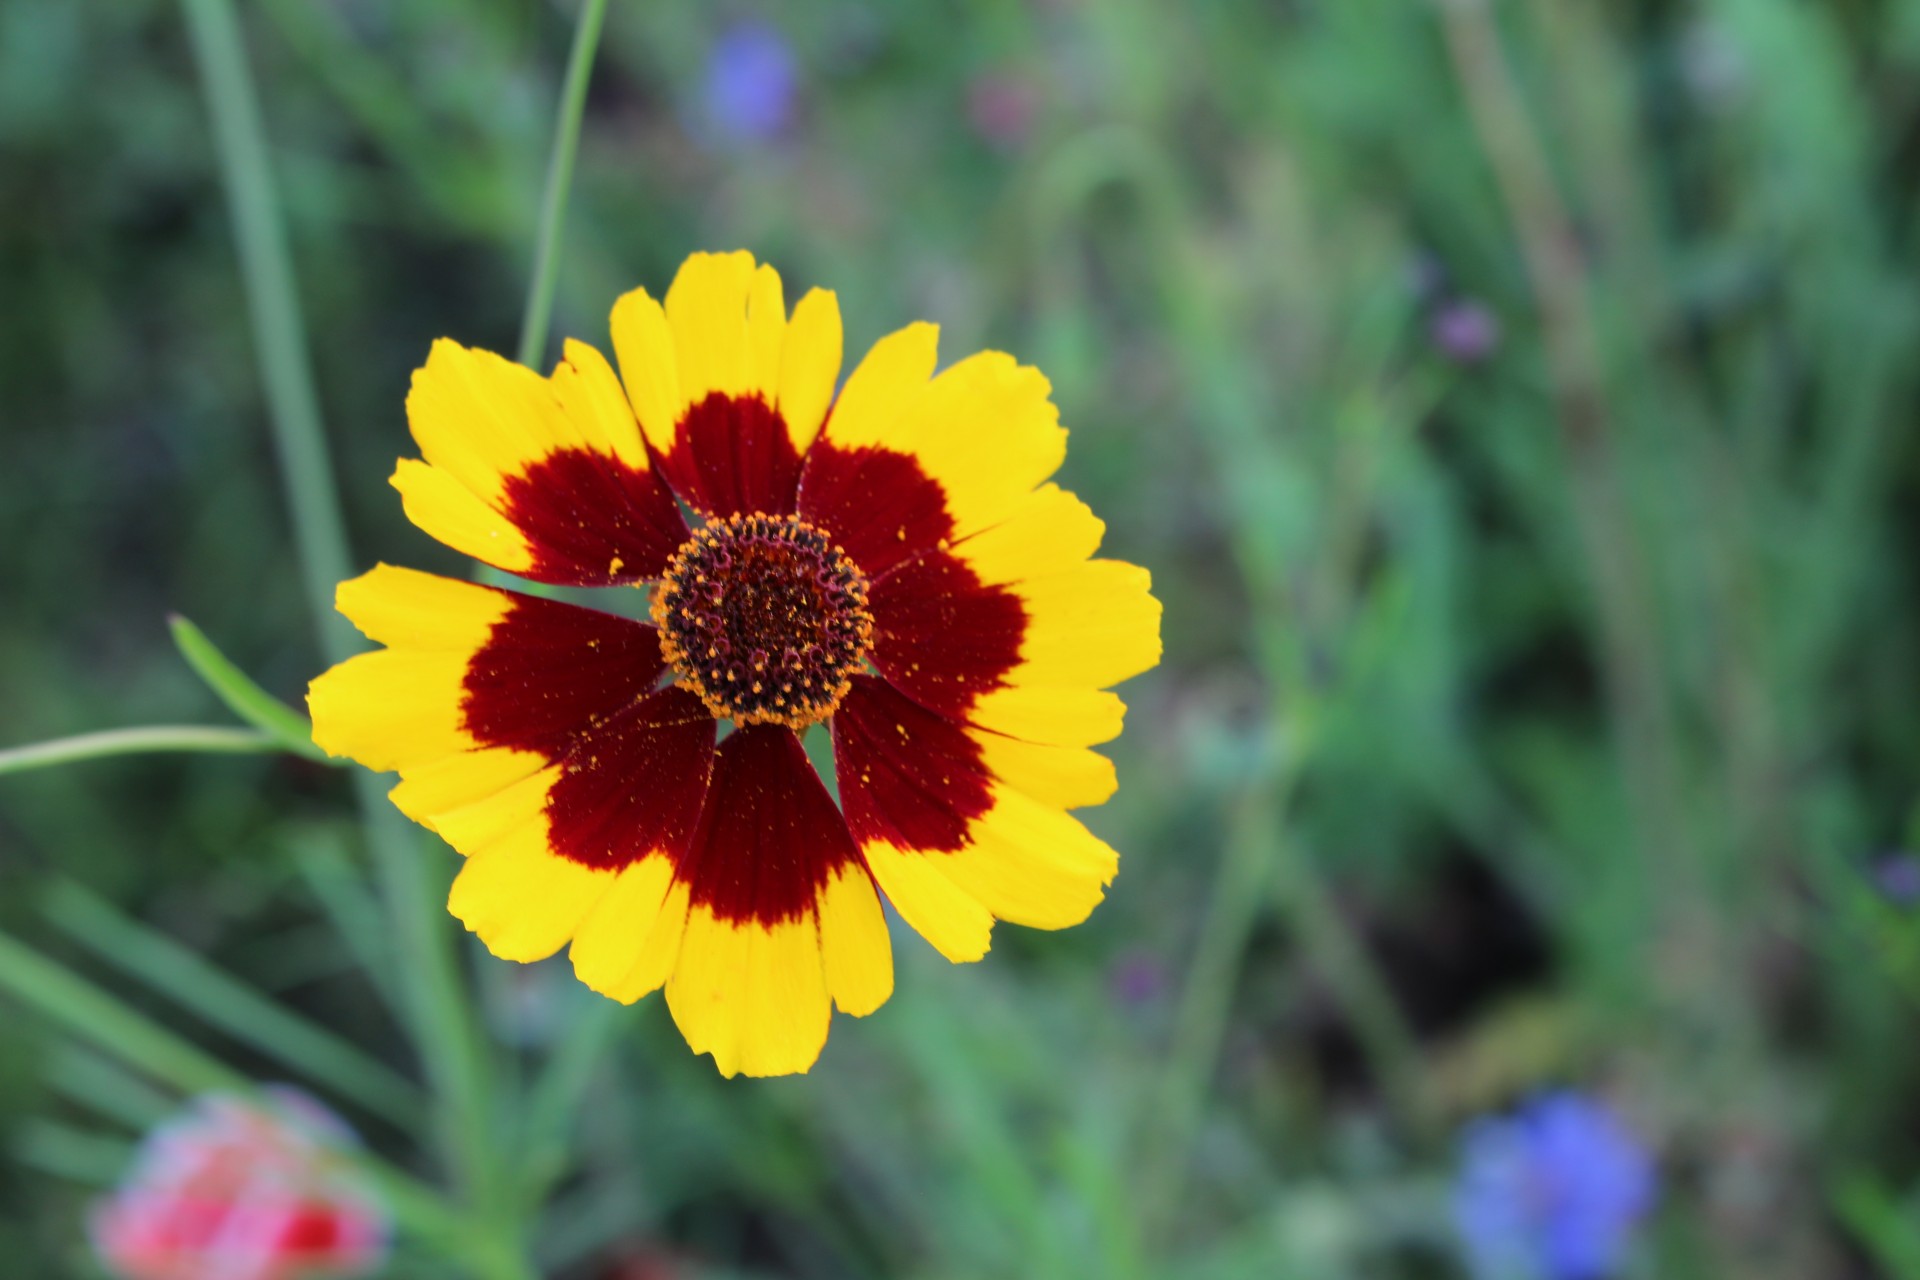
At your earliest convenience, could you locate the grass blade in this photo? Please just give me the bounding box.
[169,614,328,761]
[516,0,612,369]
[40,881,427,1132]
[177,0,507,1230]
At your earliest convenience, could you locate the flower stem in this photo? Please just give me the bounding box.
[175,0,512,1263]
[0,726,279,776]
[517,0,612,370]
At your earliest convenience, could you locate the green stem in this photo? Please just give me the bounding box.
[1271,834,1433,1140]
[0,726,279,776]
[518,1000,621,1206]
[517,0,611,369]
[170,614,330,760]
[1146,785,1292,1225]
[176,0,511,1261]
[177,0,352,664]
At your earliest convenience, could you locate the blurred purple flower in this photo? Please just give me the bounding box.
[1453,1091,1656,1280]
[1430,297,1502,364]
[703,22,797,145]
[1872,852,1920,907]
[1109,949,1166,1007]
[967,71,1039,149]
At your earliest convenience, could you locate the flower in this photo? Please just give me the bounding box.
[967,71,1040,149]
[1429,297,1502,364]
[308,251,1161,1077]
[1871,851,1920,907]
[702,22,798,145]
[91,1090,388,1280]
[1452,1091,1657,1280]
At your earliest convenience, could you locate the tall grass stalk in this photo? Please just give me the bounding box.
[1435,0,1688,915]
[518,0,612,369]
[175,0,520,1271]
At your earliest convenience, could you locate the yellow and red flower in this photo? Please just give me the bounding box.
[309,251,1161,1077]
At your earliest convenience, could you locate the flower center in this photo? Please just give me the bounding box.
[652,513,873,729]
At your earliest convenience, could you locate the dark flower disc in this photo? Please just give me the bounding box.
[652,513,874,728]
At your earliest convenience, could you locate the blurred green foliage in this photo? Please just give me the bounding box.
[5,0,1920,1277]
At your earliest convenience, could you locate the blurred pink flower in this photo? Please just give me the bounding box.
[91,1090,388,1280]
[967,71,1040,148]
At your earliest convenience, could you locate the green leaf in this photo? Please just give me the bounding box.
[169,614,329,761]
[0,925,241,1095]
[12,1119,135,1186]
[43,1045,177,1132]
[289,832,407,1023]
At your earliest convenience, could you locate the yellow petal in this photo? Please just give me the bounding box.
[666,907,832,1078]
[819,866,893,1016]
[861,839,994,963]
[608,285,684,453]
[389,748,547,829]
[777,288,843,454]
[823,322,939,449]
[933,786,1118,930]
[952,483,1105,586]
[1009,560,1162,689]
[389,460,534,573]
[892,351,1066,539]
[551,339,649,469]
[308,650,474,772]
[665,250,758,407]
[971,731,1117,809]
[745,262,787,401]
[448,837,613,963]
[568,856,681,1002]
[425,765,561,857]
[405,339,582,504]
[967,686,1126,747]
[334,565,510,651]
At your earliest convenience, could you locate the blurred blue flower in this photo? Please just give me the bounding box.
[1453,1091,1656,1280]
[703,21,798,146]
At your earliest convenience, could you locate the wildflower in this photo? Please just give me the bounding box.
[91,1090,387,1280]
[1109,948,1166,1007]
[309,251,1161,1077]
[702,22,798,145]
[1429,297,1501,365]
[1871,852,1920,907]
[1453,1091,1656,1280]
[967,71,1039,149]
